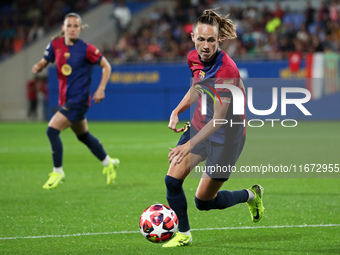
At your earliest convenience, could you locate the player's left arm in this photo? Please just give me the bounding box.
[93,56,112,104]
[168,97,230,164]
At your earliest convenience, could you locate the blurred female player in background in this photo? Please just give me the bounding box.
[162,9,264,247]
[32,13,119,190]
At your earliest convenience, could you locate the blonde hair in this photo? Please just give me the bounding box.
[193,9,237,41]
[52,12,88,40]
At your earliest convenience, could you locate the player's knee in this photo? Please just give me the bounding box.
[195,196,212,211]
[46,127,60,139]
[77,131,90,143]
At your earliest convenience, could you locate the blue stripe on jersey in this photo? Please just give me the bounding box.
[65,40,92,105]
[202,50,224,78]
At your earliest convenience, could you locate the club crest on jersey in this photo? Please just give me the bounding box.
[61,64,72,76]
[199,70,205,80]
[64,52,70,59]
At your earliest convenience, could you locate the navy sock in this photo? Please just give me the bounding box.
[195,189,249,211]
[77,132,107,161]
[165,175,190,232]
[46,127,63,167]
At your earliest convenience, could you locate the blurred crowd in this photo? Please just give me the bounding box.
[0,0,99,60]
[102,0,340,64]
[1,0,340,63]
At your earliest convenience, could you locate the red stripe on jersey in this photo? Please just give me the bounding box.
[85,44,102,105]
[187,50,205,80]
[86,44,102,105]
[216,52,246,137]
[52,38,69,106]
[86,43,102,63]
[187,50,205,132]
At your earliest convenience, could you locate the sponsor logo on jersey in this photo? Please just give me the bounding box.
[194,83,222,107]
[223,79,234,84]
[61,64,72,76]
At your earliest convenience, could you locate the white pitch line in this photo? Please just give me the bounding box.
[1,224,339,240]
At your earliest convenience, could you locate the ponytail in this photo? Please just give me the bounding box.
[193,9,237,41]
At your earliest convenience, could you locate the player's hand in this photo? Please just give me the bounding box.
[32,64,41,73]
[93,89,105,104]
[168,112,184,133]
[168,142,190,164]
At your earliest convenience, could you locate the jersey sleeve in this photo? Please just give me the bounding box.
[43,41,55,63]
[86,44,102,64]
[215,65,240,97]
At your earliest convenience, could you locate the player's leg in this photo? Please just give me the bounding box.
[195,174,249,210]
[43,111,71,189]
[162,153,203,248]
[195,137,264,222]
[163,123,207,247]
[195,175,264,222]
[71,119,119,184]
[194,138,249,209]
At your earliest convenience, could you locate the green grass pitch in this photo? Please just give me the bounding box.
[0,121,339,254]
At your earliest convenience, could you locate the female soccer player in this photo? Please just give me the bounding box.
[32,13,119,190]
[162,9,264,247]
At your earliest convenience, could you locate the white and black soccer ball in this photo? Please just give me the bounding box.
[139,204,178,243]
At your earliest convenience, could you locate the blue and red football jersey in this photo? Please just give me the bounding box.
[188,49,246,144]
[43,37,102,106]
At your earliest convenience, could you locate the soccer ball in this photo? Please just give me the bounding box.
[139,204,178,243]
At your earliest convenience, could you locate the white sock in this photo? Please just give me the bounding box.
[179,230,191,236]
[53,167,63,174]
[246,189,255,202]
[102,155,111,167]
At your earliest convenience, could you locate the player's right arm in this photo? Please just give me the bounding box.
[32,58,49,73]
[168,85,198,133]
[32,41,55,74]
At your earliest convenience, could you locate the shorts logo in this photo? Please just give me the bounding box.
[64,52,70,59]
[61,64,72,76]
[199,70,205,80]
[183,122,190,132]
